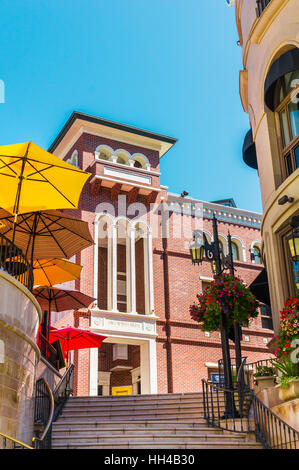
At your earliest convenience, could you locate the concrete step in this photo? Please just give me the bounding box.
[52,440,262,450]
[61,403,219,413]
[63,399,212,408]
[54,417,208,425]
[52,392,258,450]
[64,399,209,406]
[69,392,204,401]
[52,434,253,447]
[52,429,253,443]
[52,427,228,437]
[53,421,218,434]
[57,410,207,420]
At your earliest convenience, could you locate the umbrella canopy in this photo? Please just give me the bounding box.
[33,286,95,312]
[33,258,82,287]
[0,209,94,260]
[48,327,107,359]
[0,141,90,216]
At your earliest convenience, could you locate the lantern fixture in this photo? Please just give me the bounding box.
[288,216,299,292]
[288,229,299,261]
[189,230,204,265]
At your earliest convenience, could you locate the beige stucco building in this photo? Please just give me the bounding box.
[232,0,299,331]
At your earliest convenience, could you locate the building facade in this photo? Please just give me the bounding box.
[49,111,273,396]
[0,260,41,446]
[232,0,299,331]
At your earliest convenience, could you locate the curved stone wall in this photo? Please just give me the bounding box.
[0,270,41,446]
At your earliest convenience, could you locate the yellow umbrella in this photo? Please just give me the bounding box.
[0,141,90,216]
[33,258,83,287]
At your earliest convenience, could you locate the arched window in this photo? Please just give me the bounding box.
[96,146,113,162]
[231,242,239,261]
[95,215,154,315]
[252,245,262,264]
[67,150,78,167]
[275,68,299,177]
[115,150,130,166]
[132,154,149,170]
[134,160,143,168]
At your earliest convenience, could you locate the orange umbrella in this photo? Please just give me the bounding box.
[33,258,82,287]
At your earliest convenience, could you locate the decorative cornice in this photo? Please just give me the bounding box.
[166,194,262,229]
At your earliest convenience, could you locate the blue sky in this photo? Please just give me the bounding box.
[0,0,262,213]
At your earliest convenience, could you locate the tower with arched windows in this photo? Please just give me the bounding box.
[48,111,273,397]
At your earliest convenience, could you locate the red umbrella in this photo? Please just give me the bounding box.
[48,327,107,360]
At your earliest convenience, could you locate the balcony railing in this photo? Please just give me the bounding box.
[256,0,272,17]
[0,232,34,291]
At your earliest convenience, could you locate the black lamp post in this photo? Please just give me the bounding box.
[190,214,243,417]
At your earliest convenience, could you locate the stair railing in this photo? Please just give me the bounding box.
[33,364,74,449]
[32,378,54,449]
[202,379,253,434]
[0,432,33,449]
[202,357,299,449]
[53,363,74,422]
[250,391,298,449]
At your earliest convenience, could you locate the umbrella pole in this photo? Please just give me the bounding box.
[47,290,52,342]
[67,334,69,367]
[30,212,38,267]
[12,144,29,244]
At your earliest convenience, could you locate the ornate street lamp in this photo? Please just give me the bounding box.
[190,230,204,265]
[190,214,242,418]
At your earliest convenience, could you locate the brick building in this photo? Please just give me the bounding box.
[49,111,274,397]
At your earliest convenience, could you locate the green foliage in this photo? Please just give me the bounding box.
[279,376,299,389]
[253,365,275,378]
[270,356,299,388]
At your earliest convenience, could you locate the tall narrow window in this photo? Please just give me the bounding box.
[252,245,262,264]
[116,220,129,312]
[260,305,274,330]
[231,242,239,261]
[275,70,299,179]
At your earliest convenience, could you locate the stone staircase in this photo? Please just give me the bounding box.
[51,392,263,449]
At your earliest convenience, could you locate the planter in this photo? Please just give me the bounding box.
[255,376,276,390]
[278,379,299,402]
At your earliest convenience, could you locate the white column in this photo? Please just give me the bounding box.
[143,231,154,315]
[93,219,99,307]
[126,234,131,313]
[140,339,157,394]
[129,227,136,314]
[89,347,98,396]
[108,223,118,311]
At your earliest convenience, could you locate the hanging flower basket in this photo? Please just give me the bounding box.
[274,297,299,359]
[189,273,259,332]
